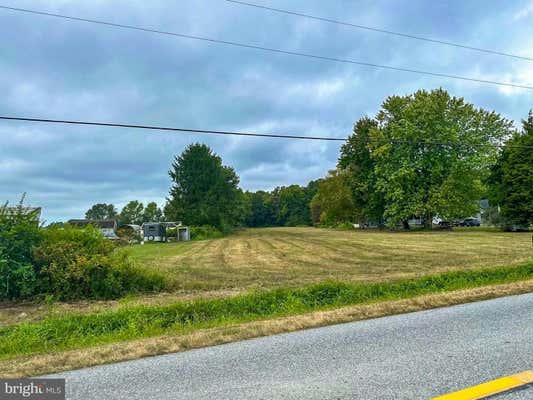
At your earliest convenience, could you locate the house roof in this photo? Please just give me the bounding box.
[68,219,117,229]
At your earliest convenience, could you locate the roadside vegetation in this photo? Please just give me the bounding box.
[1,262,531,359]
[0,202,167,301]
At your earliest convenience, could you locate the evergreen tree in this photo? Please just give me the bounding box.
[166,144,241,230]
[488,111,533,227]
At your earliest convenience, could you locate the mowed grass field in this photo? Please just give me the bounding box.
[1,227,530,327]
[131,227,532,291]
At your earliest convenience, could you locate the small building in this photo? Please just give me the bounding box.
[68,219,119,240]
[176,226,190,241]
[165,221,190,241]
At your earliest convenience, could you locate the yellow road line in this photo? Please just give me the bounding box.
[432,371,533,400]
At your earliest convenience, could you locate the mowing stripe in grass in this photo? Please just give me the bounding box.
[0,263,532,358]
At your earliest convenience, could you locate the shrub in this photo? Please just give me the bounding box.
[189,225,224,241]
[0,197,168,301]
[336,222,357,230]
[32,225,167,300]
[0,199,41,299]
[116,227,140,244]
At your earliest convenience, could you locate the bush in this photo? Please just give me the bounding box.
[0,197,168,301]
[190,225,224,241]
[116,227,140,244]
[166,227,177,238]
[0,199,41,299]
[32,225,167,300]
[335,222,357,230]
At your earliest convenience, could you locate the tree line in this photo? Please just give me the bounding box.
[85,201,163,225]
[83,89,532,231]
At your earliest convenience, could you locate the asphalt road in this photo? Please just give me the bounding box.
[44,293,533,400]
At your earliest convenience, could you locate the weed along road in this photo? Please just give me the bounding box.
[43,293,533,400]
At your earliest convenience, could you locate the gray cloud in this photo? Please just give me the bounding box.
[1,0,532,221]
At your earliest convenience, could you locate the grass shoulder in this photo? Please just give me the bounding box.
[1,262,531,361]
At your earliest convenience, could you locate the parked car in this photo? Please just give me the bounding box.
[459,218,481,227]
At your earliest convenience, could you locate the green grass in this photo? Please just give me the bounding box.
[127,242,191,263]
[1,262,531,359]
[128,227,533,291]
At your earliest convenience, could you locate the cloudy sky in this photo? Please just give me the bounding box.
[1,0,532,222]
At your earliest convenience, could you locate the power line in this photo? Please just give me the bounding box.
[225,0,533,62]
[2,116,531,149]
[0,116,346,141]
[0,5,532,90]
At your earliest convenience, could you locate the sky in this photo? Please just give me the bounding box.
[1,0,532,222]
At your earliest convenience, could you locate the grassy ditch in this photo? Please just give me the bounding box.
[1,262,532,359]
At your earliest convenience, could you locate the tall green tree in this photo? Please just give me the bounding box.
[143,202,163,223]
[370,89,512,228]
[245,191,275,227]
[338,117,384,223]
[119,201,144,225]
[310,170,355,225]
[277,185,311,226]
[85,203,117,220]
[488,111,533,227]
[165,144,241,229]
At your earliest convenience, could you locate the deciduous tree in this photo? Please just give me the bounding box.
[85,203,117,220]
[143,202,163,223]
[338,117,384,223]
[370,89,512,228]
[277,185,311,226]
[119,201,144,225]
[311,170,355,225]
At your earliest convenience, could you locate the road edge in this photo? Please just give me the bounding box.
[1,279,532,378]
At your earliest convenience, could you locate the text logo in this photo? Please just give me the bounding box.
[0,380,65,400]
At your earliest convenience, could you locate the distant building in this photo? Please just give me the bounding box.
[67,219,119,240]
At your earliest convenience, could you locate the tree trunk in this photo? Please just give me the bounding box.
[425,213,433,230]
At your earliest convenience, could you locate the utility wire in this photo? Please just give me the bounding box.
[2,116,531,149]
[0,5,532,90]
[0,116,345,141]
[225,0,533,62]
